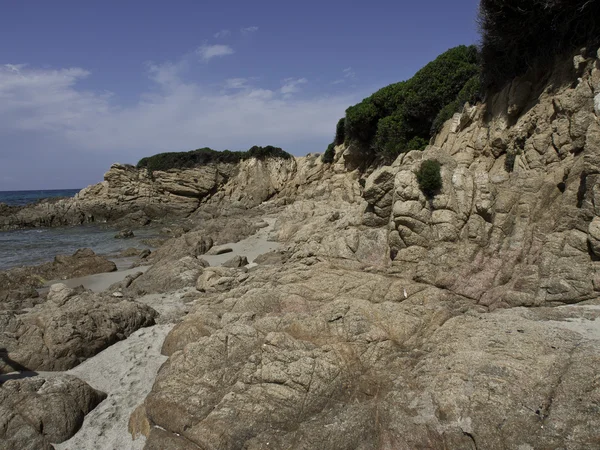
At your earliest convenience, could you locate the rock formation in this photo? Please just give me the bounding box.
[2,43,600,450]
[0,284,157,372]
[125,49,600,449]
[0,248,117,311]
[0,375,106,449]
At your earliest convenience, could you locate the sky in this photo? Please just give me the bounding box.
[0,0,480,190]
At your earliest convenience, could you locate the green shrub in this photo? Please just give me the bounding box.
[416,159,442,197]
[137,146,291,172]
[345,101,379,144]
[342,45,480,157]
[334,118,346,145]
[431,74,482,135]
[406,136,429,151]
[479,0,600,89]
[322,143,335,164]
[374,114,410,157]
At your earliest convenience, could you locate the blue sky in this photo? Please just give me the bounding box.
[0,0,480,190]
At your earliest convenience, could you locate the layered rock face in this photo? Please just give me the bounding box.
[361,50,600,309]
[0,157,299,230]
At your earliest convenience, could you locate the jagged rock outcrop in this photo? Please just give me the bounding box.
[0,375,106,450]
[0,157,298,230]
[358,49,600,309]
[0,284,157,372]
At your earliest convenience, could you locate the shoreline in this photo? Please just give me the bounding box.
[2,215,282,449]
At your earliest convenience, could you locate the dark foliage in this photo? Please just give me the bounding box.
[479,0,600,89]
[137,146,291,172]
[343,46,480,158]
[334,118,346,145]
[322,143,336,164]
[416,159,442,197]
[431,75,482,135]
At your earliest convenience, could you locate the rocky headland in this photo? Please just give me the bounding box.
[3,4,600,448]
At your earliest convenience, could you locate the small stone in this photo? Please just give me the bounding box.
[112,291,124,298]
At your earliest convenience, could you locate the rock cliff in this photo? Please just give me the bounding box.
[127,49,600,449]
[359,49,600,309]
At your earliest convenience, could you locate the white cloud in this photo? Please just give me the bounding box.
[0,63,360,162]
[280,77,308,96]
[332,68,356,85]
[224,78,248,89]
[343,67,356,78]
[241,26,259,34]
[214,29,230,38]
[196,44,234,61]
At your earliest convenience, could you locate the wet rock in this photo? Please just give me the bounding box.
[114,229,134,239]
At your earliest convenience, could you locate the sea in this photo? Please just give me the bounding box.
[0,189,155,271]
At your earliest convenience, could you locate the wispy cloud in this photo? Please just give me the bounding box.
[224,78,248,89]
[241,26,259,34]
[196,44,234,61]
[281,77,307,96]
[332,67,356,85]
[343,67,356,78]
[0,63,360,163]
[213,29,230,39]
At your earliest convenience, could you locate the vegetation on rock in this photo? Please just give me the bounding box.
[416,159,442,197]
[334,118,346,145]
[342,45,480,159]
[479,0,600,89]
[322,143,335,164]
[137,146,291,172]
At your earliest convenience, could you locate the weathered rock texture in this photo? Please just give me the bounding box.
[0,248,117,311]
[0,284,157,373]
[0,157,298,230]
[358,50,600,309]
[0,375,106,449]
[130,49,600,450]
[138,259,600,450]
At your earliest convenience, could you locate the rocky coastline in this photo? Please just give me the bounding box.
[2,48,600,449]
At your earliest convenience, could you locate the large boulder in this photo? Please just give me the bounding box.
[0,284,157,372]
[0,375,106,450]
[137,262,600,449]
[128,256,209,295]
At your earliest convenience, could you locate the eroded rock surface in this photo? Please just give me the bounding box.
[0,284,157,373]
[0,375,106,450]
[131,49,600,450]
[0,248,117,311]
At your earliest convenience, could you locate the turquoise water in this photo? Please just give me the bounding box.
[0,189,157,271]
[0,189,80,206]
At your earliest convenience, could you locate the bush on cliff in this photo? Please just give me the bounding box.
[137,146,291,172]
[322,143,336,164]
[479,0,600,89]
[416,159,442,197]
[334,118,346,146]
[342,45,480,159]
